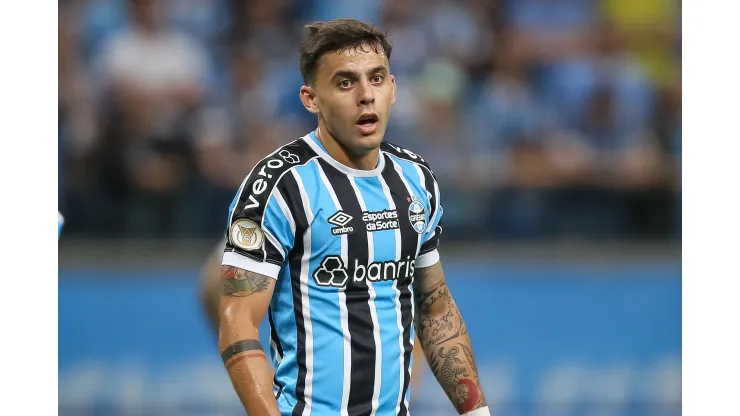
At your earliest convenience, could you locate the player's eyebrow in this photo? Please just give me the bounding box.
[331,65,388,81]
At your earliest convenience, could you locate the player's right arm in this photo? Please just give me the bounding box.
[218,146,303,414]
[219,267,280,415]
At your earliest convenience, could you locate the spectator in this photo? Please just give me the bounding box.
[96,0,211,236]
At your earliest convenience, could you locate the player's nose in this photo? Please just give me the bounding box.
[356,78,375,106]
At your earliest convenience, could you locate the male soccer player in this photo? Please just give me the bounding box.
[218,18,489,416]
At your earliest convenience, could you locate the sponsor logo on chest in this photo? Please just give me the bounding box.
[362,209,399,232]
[328,209,401,235]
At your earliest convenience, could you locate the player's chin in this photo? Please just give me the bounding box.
[351,132,383,152]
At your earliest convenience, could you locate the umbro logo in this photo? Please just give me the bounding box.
[328,211,354,235]
[328,211,353,227]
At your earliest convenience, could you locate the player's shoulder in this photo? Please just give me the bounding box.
[244,138,317,185]
[381,141,436,174]
[264,137,318,171]
[234,138,318,210]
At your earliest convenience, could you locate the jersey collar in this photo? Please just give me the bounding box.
[302,130,385,177]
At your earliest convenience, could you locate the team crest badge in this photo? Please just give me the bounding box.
[230,219,264,251]
[407,197,427,234]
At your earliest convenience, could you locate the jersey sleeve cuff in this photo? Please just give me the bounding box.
[222,251,281,279]
[415,249,440,269]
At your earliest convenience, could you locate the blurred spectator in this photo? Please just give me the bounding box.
[96,0,211,236]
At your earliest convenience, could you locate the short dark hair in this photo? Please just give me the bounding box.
[299,18,392,86]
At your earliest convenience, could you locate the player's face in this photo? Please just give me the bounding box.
[307,44,396,155]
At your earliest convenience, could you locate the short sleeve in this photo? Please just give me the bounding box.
[222,156,300,279]
[416,168,443,268]
[378,141,444,269]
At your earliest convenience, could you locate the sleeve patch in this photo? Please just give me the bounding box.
[229,219,265,251]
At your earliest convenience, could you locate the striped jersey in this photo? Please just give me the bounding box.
[222,131,443,416]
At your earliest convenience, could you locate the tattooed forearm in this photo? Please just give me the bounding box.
[426,344,485,413]
[416,282,469,345]
[415,279,486,414]
[221,266,271,297]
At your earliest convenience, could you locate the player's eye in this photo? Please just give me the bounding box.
[339,80,353,89]
[371,75,384,84]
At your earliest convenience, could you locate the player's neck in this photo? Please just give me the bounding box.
[315,126,380,171]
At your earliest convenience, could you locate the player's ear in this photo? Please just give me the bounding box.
[390,74,396,105]
[300,85,320,115]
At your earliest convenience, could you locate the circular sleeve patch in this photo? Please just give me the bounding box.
[229,219,265,251]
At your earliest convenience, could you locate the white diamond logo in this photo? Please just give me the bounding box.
[328,211,353,227]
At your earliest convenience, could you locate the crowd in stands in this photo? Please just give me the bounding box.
[58,0,681,241]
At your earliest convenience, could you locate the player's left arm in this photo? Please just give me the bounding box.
[413,261,489,415]
[411,160,489,415]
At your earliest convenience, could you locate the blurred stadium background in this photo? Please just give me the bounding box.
[58,0,681,415]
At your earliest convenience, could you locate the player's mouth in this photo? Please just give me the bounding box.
[356,113,379,135]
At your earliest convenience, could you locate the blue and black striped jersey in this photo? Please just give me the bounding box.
[222,131,443,416]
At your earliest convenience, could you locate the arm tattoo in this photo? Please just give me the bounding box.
[427,344,485,412]
[222,267,271,297]
[415,278,486,413]
[416,281,468,346]
[221,339,266,370]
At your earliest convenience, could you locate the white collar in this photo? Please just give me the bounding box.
[301,130,385,177]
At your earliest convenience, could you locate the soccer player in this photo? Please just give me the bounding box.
[218,18,489,416]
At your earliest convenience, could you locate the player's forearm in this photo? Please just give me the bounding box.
[220,334,280,416]
[415,280,487,414]
[219,266,280,415]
